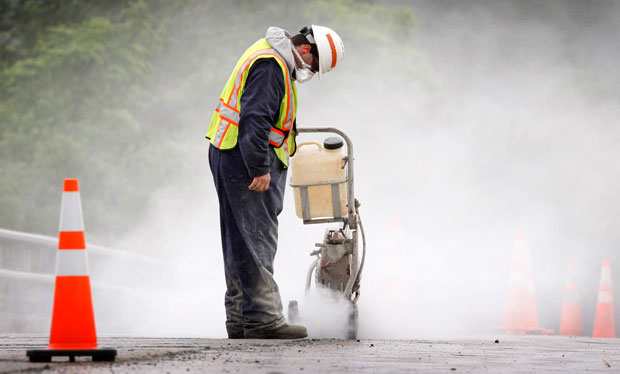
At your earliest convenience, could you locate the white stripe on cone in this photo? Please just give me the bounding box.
[598,290,614,305]
[59,192,85,232]
[600,268,612,286]
[55,250,90,276]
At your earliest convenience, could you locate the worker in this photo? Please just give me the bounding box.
[206,25,344,339]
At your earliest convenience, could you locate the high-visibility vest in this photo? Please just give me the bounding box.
[207,38,298,167]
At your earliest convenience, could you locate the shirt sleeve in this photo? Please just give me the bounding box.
[237,58,286,177]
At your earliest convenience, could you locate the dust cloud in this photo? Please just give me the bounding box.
[90,0,620,339]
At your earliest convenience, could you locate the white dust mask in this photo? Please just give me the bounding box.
[291,45,315,83]
[295,67,315,83]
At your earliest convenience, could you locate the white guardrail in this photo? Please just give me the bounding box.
[0,227,178,333]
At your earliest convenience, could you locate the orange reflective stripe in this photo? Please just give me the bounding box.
[230,49,275,107]
[216,100,240,125]
[212,117,225,145]
[58,231,85,250]
[268,127,285,147]
[63,179,79,192]
[231,52,292,131]
[217,122,232,148]
[210,39,296,157]
[226,47,273,105]
[235,57,258,103]
[215,109,239,126]
[271,54,292,131]
[219,98,240,113]
[326,34,337,68]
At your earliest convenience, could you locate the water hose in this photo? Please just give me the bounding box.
[352,202,366,301]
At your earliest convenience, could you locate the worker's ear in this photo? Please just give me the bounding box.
[302,44,311,54]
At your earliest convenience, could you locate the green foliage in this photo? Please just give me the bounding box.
[0,0,426,243]
[0,0,166,239]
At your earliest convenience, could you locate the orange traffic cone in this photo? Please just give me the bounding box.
[500,229,553,335]
[559,255,583,336]
[27,179,116,362]
[592,259,615,338]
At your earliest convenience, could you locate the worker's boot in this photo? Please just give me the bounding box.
[227,328,244,339]
[245,324,308,339]
[226,322,245,339]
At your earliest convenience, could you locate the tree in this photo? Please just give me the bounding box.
[0,0,425,243]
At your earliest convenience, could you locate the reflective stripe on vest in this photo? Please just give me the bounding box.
[207,39,297,166]
[269,127,285,147]
[210,44,294,146]
[216,99,240,125]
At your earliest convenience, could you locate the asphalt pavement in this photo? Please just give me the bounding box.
[0,334,618,373]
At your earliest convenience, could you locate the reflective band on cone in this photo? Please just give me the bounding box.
[559,255,583,336]
[58,231,86,250]
[592,259,615,338]
[500,229,553,335]
[27,179,116,362]
[49,178,97,350]
[59,192,85,232]
[55,250,90,276]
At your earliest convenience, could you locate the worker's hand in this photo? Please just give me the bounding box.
[248,173,270,192]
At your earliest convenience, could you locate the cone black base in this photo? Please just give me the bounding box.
[27,348,117,362]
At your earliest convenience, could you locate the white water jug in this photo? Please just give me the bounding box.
[291,137,347,219]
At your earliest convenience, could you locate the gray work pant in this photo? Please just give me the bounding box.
[209,145,287,336]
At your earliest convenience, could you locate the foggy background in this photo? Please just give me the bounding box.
[1,0,620,339]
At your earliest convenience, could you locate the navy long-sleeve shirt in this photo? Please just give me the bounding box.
[237,58,286,178]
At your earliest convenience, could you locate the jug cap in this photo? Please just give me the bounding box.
[324,137,344,150]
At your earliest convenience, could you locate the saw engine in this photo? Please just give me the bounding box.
[315,229,359,297]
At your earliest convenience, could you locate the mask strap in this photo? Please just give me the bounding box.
[291,44,312,71]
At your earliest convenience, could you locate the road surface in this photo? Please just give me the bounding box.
[0,335,618,373]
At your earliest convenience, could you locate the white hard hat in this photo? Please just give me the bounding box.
[308,25,344,78]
